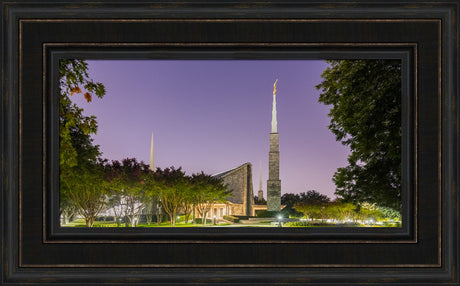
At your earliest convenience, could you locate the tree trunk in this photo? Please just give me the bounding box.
[171,210,176,227]
[156,213,163,225]
[146,214,152,225]
[202,211,207,225]
[86,216,95,227]
[192,204,196,224]
[184,213,190,224]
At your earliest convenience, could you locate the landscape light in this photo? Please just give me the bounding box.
[277,215,283,227]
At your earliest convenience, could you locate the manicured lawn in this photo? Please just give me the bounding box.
[62,219,230,227]
[62,218,399,228]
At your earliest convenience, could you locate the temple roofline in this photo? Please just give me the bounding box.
[212,162,252,178]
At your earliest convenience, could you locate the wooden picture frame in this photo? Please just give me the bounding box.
[1,0,458,284]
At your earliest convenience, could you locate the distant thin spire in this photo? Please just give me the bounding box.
[271,79,278,133]
[149,132,155,171]
[259,161,263,191]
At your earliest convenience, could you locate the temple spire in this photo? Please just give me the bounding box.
[149,132,155,171]
[271,79,278,133]
[259,161,262,190]
[259,161,263,191]
[267,79,281,211]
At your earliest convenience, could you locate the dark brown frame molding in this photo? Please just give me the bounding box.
[1,1,458,285]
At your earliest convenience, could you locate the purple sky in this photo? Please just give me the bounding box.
[70,60,350,199]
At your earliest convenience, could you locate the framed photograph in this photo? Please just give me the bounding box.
[1,0,458,284]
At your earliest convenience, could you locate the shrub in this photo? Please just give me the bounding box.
[284,221,310,227]
[194,218,212,224]
[223,215,240,223]
[256,210,282,218]
[233,215,250,219]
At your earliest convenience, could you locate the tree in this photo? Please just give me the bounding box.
[104,158,152,227]
[281,191,331,219]
[191,172,232,225]
[143,195,164,225]
[254,196,267,205]
[281,193,300,206]
[280,193,301,217]
[323,201,357,222]
[181,186,195,224]
[59,60,106,174]
[298,190,330,205]
[64,161,107,227]
[294,203,325,221]
[106,191,127,227]
[59,60,106,223]
[316,60,401,210]
[154,167,190,227]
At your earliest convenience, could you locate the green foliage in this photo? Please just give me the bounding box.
[377,205,402,221]
[284,221,310,227]
[59,59,106,226]
[190,172,233,225]
[154,167,191,226]
[281,191,330,217]
[253,196,267,205]
[103,158,153,227]
[255,210,283,218]
[64,161,108,227]
[294,203,328,220]
[59,60,105,175]
[294,199,401,224]
[193,218,212,225]
[316,60,401,210]
[223,215,240,223]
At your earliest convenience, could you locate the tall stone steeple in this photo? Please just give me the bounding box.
[267,79,281,211]
[149,132,155,171]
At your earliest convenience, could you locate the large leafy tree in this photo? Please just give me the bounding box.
[143,195,164,225]
[104,158,152,227]
[299,190,331,205]
[59,60,106,223]
[65,160,107,227]
[154,167,191,227]
[190,172,232,225]
[59,60,106,173]
[291,191,331,221]
[316,60,401,210]
[142,167,164,226]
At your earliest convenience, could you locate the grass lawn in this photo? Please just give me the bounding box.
[62,218,400,228]
[62,219,231,227]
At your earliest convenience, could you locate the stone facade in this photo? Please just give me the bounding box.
[213,163,254,216]
[267,132,281,211]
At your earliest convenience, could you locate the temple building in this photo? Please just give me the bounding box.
[140,80,280,222]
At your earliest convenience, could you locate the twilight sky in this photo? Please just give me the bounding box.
[70,60,350,199]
